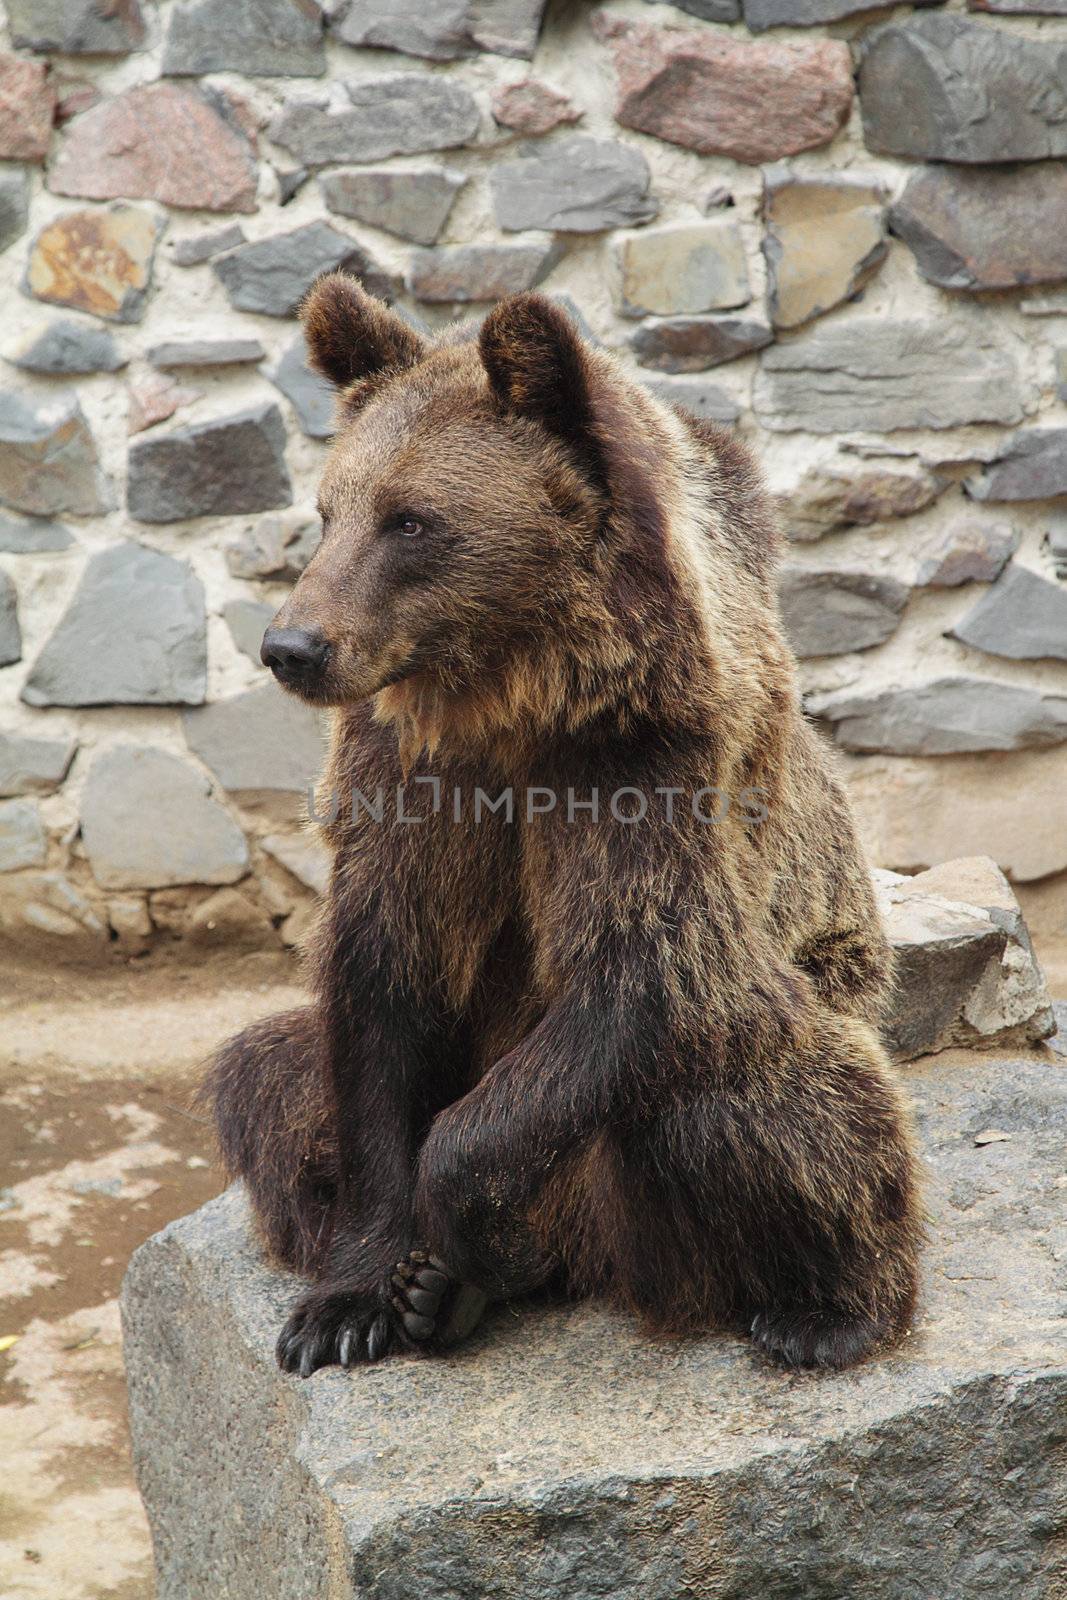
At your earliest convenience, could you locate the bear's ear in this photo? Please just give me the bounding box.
[302,273,426,388]
[479,294,602,475]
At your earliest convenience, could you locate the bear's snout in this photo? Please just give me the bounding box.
[261,625,331,686]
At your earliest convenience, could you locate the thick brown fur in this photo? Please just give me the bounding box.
[205,274,922,1377]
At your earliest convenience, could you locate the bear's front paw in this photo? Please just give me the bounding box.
[389,1250,487,1348]
[276,1287,396,1377]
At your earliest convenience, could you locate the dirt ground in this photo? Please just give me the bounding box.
[1,935,1065,1600]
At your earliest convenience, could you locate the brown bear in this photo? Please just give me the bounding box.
[205,275,922,1379]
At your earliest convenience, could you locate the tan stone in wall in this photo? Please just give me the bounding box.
[763,171,887,330]
[612,221,750,318]
[25,205,162,324]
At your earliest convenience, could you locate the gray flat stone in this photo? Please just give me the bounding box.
[226,510,321,582]
[182,683,325,794]
[0,167,29,256]
[784,465,945,542]
[163,0,325,77]
[7,0,146,52]
[630,315,772,373]
[147,338,265,369]
[914,521,1018,587]
[755,319,1027,433]
[949,563,1067,662]
[122,1052,1067,1600]
[491,137,656,232]
[968,428,1067,502]
[1048,515,1067,580]
[778,565,909,657]
[268,335,335,439]
[127,403,292,524]
[171,225,245,268]
[0,569,20,666]
[0,796,46,871]
[613,221,748,317]
[891,164,1067,292]
[214,223,394,319]
[223,599,274,664]
[81,744,248,890]
[261,831,330,894]
[329,0,547,59]
[5,317,126,375]
[643,0,740,19]
[22,544,206,708]
[0,390,110,516]
[642,376,740,424]
[746,0,936,23]
[408,239,561,303]
[320,167,465,246]
[808,675,1067,754]
[0,730,76,796]
[271,77,480,167]
[0,513,72,553]
[860,14,1067,162]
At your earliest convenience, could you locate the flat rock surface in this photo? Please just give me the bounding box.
[123,1052,1067,1599]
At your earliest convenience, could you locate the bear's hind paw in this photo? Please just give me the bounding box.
[750,1307,882,1370]
[391,1251,487,1349]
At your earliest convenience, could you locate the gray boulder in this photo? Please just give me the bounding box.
[642,376,740,424]
[122,1050,1067,1600]
[270,78,480,166]
[0,796,46,872]
[268,336,335,439]
[0,570,20,666]
[949,563,1067,662]
[147,337,265,368]
[22,544,206,707]
[328,0,546,58]
[891,163,1067,292]
[213,223,394,318]
[223,599,275,664]
[967,428,1067,502]
[0,512,72,553]
[490,137,657,232]
[0,730,76,796]
[163,0,325,77]
[127,404,292,523]
[0,167,29,255]
[81,744,248,890]
[225,509,321,582]
[182,682,325,794]
[5,317,126,375]
[320,167,465,246]
[7,0,146,52]
[808,675,1067,754]
[408,240,561,303]
[0,390,111,516]
[630,315,772,373]
[778,565,909,657]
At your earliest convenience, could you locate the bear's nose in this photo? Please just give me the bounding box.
[261,626,330,680]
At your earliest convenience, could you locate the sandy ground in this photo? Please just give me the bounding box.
[1,936,1064,1600]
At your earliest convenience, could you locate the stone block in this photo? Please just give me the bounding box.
[778,565,909,657]
[642,377,740,424]
[223,599,275,664]
[6,317,127,375]
[0,730,76,796]
[226,510,321,582]
[808,676,1067,754]
[122,1051,1067,1598]
[893,163,1067,292]
[127,404,292,523]
[328,0,547,59]
[629,315,772,373]
[491,137,656,232]
[0,569,20,666]
[25,204,162,324]
[171,225,245,267]
[914,522,1017,587]
[214,223,393,318]
[763,170,887,331]
[0,390,110,517]
[745,0,937,25]
[613,222,748,318]
[408,240,561,302]
[320,167,465,246]
[271,78,480,166]
[0,52,55,162]
[948,563,1067,661]
[967,428,1067,502]
[0,513,73,553]
[269,336,335,439]
[0,796,46,872]
[147,337,265,369]
[783,466,945,542]
[163,0,325,77]
[182,683,325,795]
[0,167,29,255]
[7,0,146,53]
[491,79,581,135]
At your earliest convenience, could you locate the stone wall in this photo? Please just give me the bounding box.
[2,0,1067,960]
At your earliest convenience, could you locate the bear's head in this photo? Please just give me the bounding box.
[261,274,717,754]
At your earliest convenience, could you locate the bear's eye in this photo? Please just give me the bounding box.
[395,514,424,539]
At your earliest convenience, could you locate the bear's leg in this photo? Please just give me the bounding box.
[199,1007,337,1276]
[603,1012,922,1369]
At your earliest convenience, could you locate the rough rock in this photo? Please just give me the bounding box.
[25,205,161,325]
[123,1050,1067,1600]
[778,566,909,657]
[808,676,1067,754]
[408,239,561,302]
[128,405,291,524]
[491,78,581,135]
[0,571,20,666]
[329,0,546,58]
[163,0,325,77]
[0,867,105,944]
[642,377,740,424]
[49,84,258,213]
[171,225,245,268]
[223,599,275,664]
[270,77,480,167]
[949,564,1067,662]
[148,337,264,369]
[763,171,887,331]
[972,0,1067,8]
[0,797,46,872]
[225,510,321,581]
[891,164,1067,292]
[214,223,392,318]
[0,168,29,255]
[860,14,1067,163]
[6,318,127,375]
[261,831,330,894]
[746,0,938,25]
[0,513,73,553]
[629,314,771,372]
[187,887,276,950]
[644,0,740,18]
[81,745,247,890]
[22,544,206,708]
[0,731,76,796]
[968,428,1067,502]
[783,466,945,542]
[127,375,200,437]
[595,15,853,165]
[7,0,146,53]
[0,52,55,163]
[755,320,1027,433]
[182,683,325,794]
[1048,515,1067,579]
[320,167,464,247]
[876,858,1055,1059]
[269,336,335,439]
[53,77,101,124]
[0,390,110,517]
[491,137,656,232]
[915,522,1018,587]
[612,222,748,318]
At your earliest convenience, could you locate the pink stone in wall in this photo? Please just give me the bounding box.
[49,82,259,213]
[491,78,582,136]
[593,13,853,166]
[0,52,55,163]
